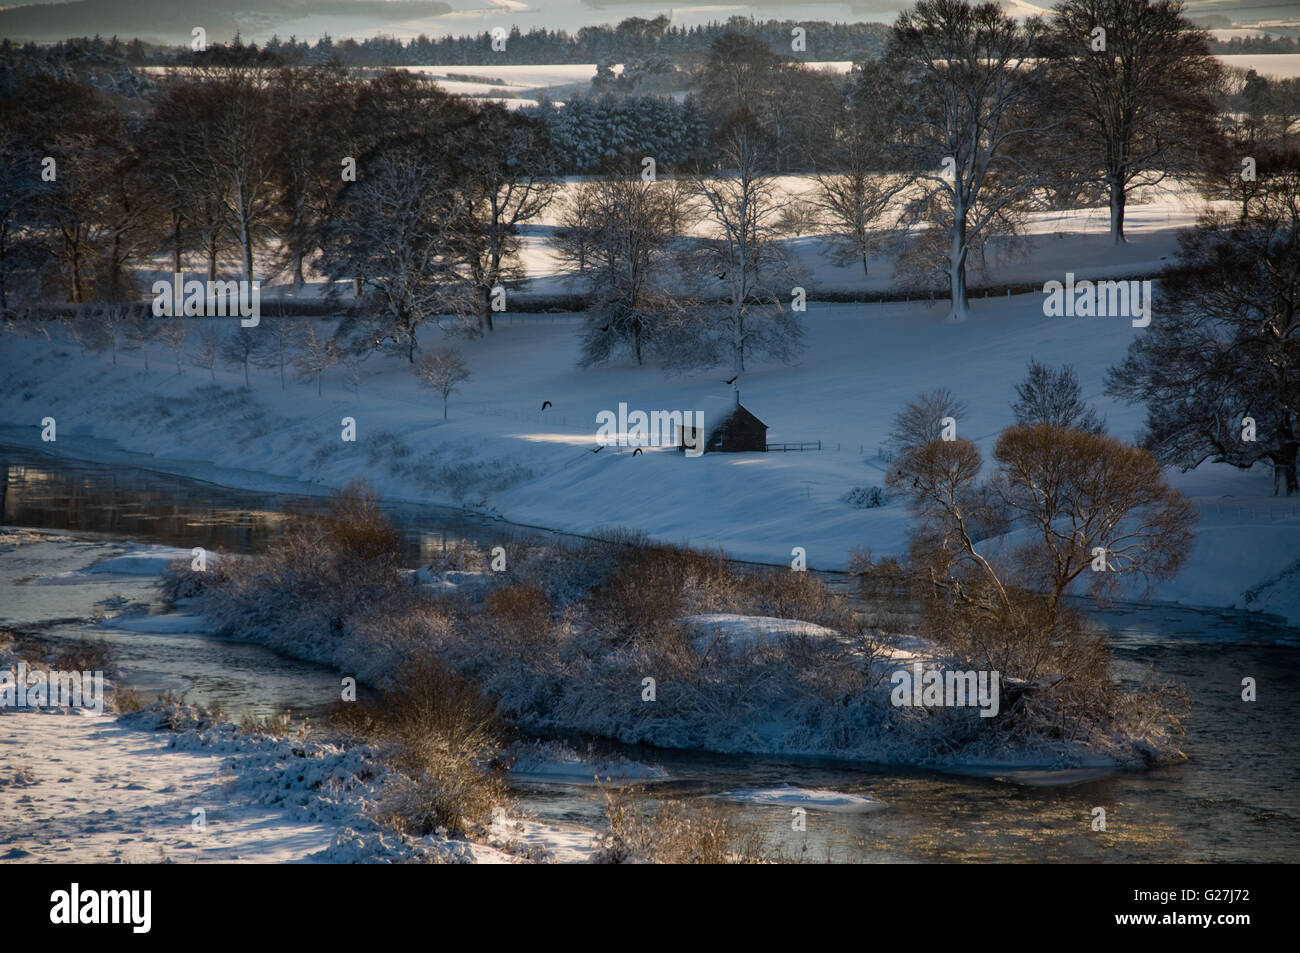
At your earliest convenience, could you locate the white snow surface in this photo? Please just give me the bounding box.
[684,614,843,654]
[716,785,885,813]
[2,187,1297,627]
[25,545,199,584]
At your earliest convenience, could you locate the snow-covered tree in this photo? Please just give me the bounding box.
[414,347,471,420]
[317,148,476,362]
[691,112,803,375]
[293,320,342,396]
[883,0,1051,320]
[577,173,684,366]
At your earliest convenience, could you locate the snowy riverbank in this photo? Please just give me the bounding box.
[4,294,1298,627]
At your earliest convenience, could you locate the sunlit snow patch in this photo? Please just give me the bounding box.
[682,614,841,654]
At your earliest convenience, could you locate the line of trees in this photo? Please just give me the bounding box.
[2,0,1296,491]
[0,68,560,356]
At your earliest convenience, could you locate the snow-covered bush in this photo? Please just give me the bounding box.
[331,656,507,838]
[842,485,887,508]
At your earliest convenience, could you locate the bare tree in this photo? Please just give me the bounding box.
[414,347,471,420]
[692,113,803,375]
[554,181,602,277]
[293,320,342,396]
[455,104,557,333]
[1107,163,1300,495]
[98,305,130,366]
[578,173,684,367]
[1044,0,1223,244]
[190,323,221,382]
[64,310,110,358]
[253,313,294,390]
[269,67,353,287]
[220,324,259,388]
[877,423,1194,736]
[1012,360,1105,434]
[123,311,157,371]
[811,64,908,276]
[887,387,969,456]
[172,69,281,284]
[159,317,187,375]
[884,0,1051,320]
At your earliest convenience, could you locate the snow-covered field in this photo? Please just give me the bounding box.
[4,186,1296,626]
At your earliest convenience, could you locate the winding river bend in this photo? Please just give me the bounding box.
[2,442,1297,862]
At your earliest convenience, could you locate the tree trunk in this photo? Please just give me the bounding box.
[948,206,970,321]
[482,286,495,333]
[1277,421,1299,496]
[67,232,83,303]
[172,213,183,274]
[1109,176,1127,245]
[241,219,254,283]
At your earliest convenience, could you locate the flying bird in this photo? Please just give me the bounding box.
[722,375,738,385]
[540,401,552,411]
[593,445,603,454]
[632,448,643,456]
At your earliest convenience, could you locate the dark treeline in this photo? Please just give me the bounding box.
[5,18,1297,68]
[1209,35,1300,55]
[0,16,889,68]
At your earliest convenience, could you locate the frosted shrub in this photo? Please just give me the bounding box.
[333,656,506,838]
[842,485,887,508]
[190,480,407,665]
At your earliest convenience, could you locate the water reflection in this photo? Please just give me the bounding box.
[1,446,561,565]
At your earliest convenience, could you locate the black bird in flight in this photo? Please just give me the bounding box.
[540,401,552,411]
[722,375,738,385]
[632,448,643,456]
[593,445,603,454]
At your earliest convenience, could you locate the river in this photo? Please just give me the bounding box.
[2,442,1297,862]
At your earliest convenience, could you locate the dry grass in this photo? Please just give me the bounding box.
[53,637,118,677]
[484,583,554,646]
[332,656,508,838]
[593,786,776,864]
[586,534,860,645]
